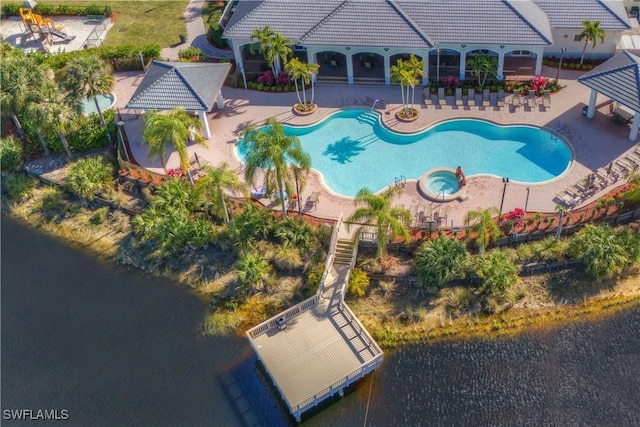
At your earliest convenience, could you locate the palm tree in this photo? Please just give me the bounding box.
[405,54,425,110]
[466,52,498,87]
[346,186,411,258]
[578,20,606,65]
[567,224,629,280]
[196,162,247,223]
[464,207,501,254]
[0,52,52,150]
[59,54,115,146]
[250,26,292,75]
[390,58,410,115]
[284,57,320,109]
[414,233,468,288]
[241,117,311,215]
[142,107,205,173]
[235,252,272,294]
[23,87,78,160]
[555,204,568,239]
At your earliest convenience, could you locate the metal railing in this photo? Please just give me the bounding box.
[246,294,320,338]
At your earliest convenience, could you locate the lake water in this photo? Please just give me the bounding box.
[2,217,639,426]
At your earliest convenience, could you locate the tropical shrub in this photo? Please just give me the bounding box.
[0,136,23,171]
[274,217,313,250]
[305,263,324,296]
[3,174,36,200]
[178,47,204,62]
[477,251,519,296]
[208,10,226,48]
[235,252,272,294]
[443,75,459,90]
[567,224,638,280]
[531,76,548,95]
[347,268,370,297]
[66,156,114,200]
[442,287,479,318]
[413,234,468,288]
[226,204,276,251]
[42,45,161,71]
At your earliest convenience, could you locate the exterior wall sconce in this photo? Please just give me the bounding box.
[500,45,505,49]
[461,44,466,48]
[345,47,351,50]
[384,47,389,51]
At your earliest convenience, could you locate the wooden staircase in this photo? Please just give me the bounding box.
[333,238,355,265]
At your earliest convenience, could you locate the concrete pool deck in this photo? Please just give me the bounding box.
[114,66,638,228]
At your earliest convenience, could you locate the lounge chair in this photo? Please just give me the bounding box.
[467,88,476,107]
[511,90,521,108]
[497,89,505,107]
[437,87,445,106]
[527,90,536,109]
[455,88,463,106]
[423,88,433,107]
[556,191,578,208]
[482,89,490,107]
[251,186,268,199]
[306,191,320,210]
[542,90,551,109]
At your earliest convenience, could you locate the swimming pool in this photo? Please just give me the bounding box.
[81,94,116,116]
[236,109,572,197]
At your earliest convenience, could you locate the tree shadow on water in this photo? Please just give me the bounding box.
[322,137,366,164]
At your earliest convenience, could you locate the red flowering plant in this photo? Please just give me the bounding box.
[505,207,526,232]
[531,76,548,96]
[257,70,275,87]
[166,168,184,177]
[275,71,290,86]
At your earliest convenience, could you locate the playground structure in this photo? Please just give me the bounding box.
[18,5,75,48]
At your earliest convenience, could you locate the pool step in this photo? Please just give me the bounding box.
[357,112,378,125]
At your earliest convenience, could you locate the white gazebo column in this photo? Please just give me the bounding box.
[496,53,505,80]
[198,110,211,140]
[346,53,354,84]
[586,89,598,118]
[233,44,247,89]
[534,51,543,75]
[384,55,391,85]
[629,114,640,141]
[216,92,224,109]
[459,53,466,81]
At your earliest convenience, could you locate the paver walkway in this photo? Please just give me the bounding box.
[161,0,234,61]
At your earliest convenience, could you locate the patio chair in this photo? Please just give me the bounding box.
[556,191,578,208]
[497,89,505,107]
[482,89,490,107]
[511,90,521,108]
[467,88,476,107]
[455,88,463,106]
[306,191,320,210]
[423,88,433,107]
[437,87,445,105]
[542,90,551,109]
[527,90,536,109]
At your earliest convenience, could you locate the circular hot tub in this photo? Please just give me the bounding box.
[81,93,116,116]
[418,167,467,202]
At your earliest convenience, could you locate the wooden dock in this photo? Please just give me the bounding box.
[246,217,383,422]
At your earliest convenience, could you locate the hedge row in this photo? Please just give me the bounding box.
[2,3,111,17]
[41,44,161,71]
[208,10,227,48]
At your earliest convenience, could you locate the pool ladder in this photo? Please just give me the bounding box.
[394,175,407,188]
[371,98,380,111]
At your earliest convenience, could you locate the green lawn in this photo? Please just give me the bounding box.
[15,1,190,47]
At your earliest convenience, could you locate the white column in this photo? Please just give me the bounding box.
[496,53,504,80]
[233,44,247,89]
[534,50,543,75]
[586,89,597,118]
[629,114,640,141]
[216,92,224,109]
[346,53,354,84]
[198,110,211,140]
[384,55,391,85]
[459,53,466,81]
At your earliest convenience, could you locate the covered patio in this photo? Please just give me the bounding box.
[125,61,232,140]
[580,50,640,142]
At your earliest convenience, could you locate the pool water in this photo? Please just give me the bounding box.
[81,94,116,116]
[426,171,460,195]
[237,109,572,197]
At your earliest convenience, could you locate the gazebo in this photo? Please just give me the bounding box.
[126,61,232,139]
[579,50,640,142]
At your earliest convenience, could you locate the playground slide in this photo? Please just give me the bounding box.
[19,7,75,41]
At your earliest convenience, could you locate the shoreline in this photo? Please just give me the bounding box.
[4,184,640,349]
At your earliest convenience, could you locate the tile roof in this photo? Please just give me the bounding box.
[126,61,231,111]
[225,0,554,47]
[533,0,630,30]
[578,51,640,112]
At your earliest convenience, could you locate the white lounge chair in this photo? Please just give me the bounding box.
[497,89,505,107]
[467,88,476,107]
[482,89,490,107]
[527,90,536,109]
[511,90,521,108]
[455,88,463,106]
[542,90,551,109]
[423,88,433,107]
